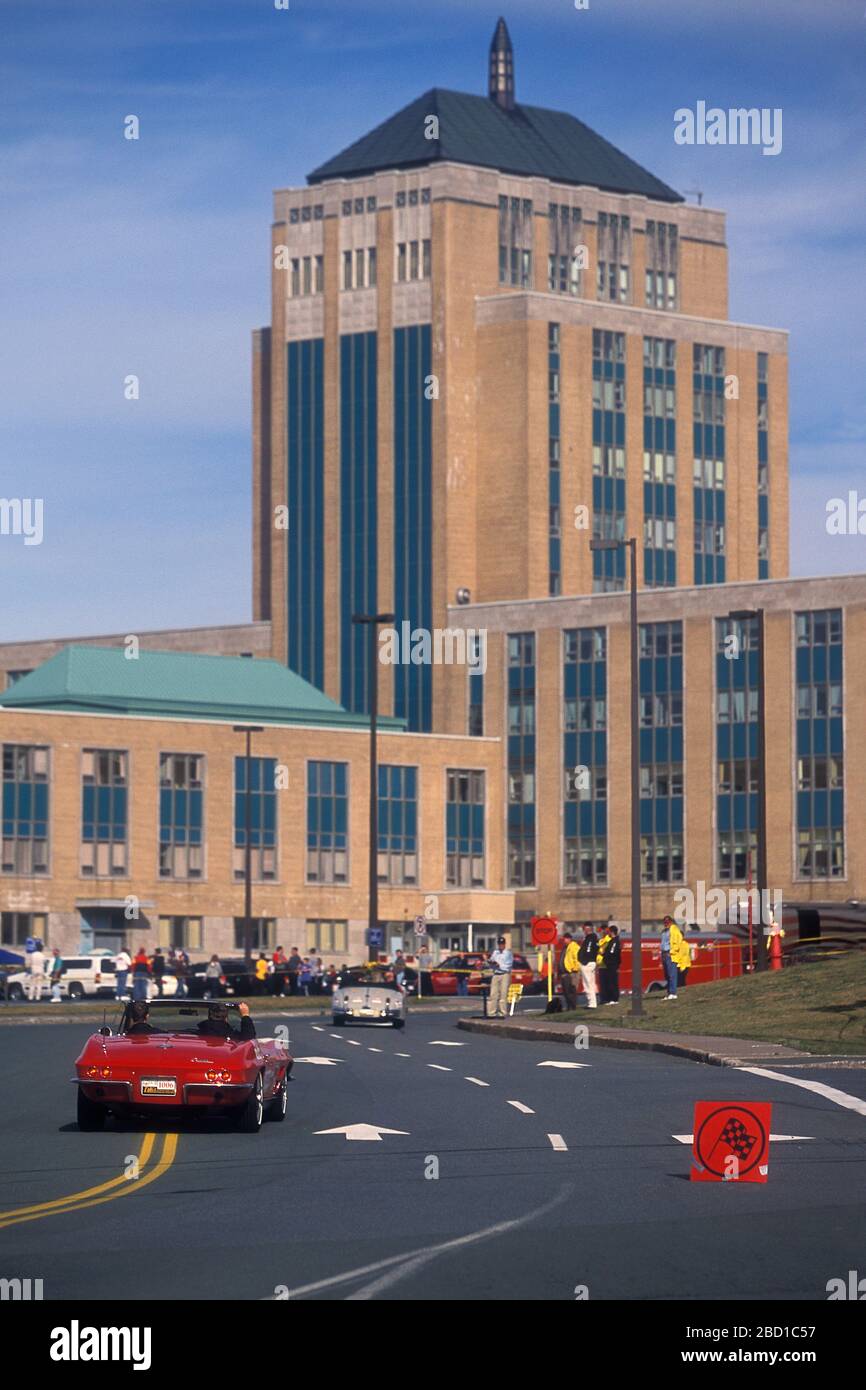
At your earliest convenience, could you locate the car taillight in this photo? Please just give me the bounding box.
[205,1069,231,1083]
[82,1065,111,1079]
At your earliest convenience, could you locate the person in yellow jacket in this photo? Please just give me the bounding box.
[558,933,581,1012]
[660,914,690,999]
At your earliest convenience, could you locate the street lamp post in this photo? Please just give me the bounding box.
[233,725,265,975]
[352,612,395,964]
[590,537,642,1015]
[728,608,768,971]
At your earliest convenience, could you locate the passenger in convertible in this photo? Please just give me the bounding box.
[124,1000,157,1035]
[197,1000,256,1040]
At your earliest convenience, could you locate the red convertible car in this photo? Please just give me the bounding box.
[73,1000,292,1133]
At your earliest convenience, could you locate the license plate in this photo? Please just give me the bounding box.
[141,1077,176,1096]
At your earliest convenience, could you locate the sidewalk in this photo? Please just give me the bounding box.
[457,1016,814,1067]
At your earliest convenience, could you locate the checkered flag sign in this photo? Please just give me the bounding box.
[720,1116,757,1161]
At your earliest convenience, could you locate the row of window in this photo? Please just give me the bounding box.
[0,909,350,957]
[0,748,486,889]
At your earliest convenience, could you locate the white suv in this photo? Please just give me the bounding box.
[6,951,119,1002]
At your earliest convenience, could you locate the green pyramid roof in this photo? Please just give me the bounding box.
[308,87,682,203]
[0,647,404,729]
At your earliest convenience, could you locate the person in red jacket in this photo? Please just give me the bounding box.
[131,947,151,1002]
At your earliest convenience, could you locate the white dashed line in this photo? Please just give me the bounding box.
[507,1100,535,1114]
[395,1053,411,1058]
[428,1041,465,1047]
[427,1064,452,1072]
[312,1025,324,1032]
[548,1134,568,1151]
[465,1077,490,1087]
[345,1039,362,1046]
[368,1047,383,1053]
[329,1033,343,1040]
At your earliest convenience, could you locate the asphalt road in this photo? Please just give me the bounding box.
[1,1009,865,1301]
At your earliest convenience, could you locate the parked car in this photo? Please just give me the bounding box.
[73,999,291,1132]
[6,951,118,1001]
[423,951,536,997]
[187,958,256,999]
[332,966,406,1027]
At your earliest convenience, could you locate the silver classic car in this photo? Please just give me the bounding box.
[332,967,406,1028]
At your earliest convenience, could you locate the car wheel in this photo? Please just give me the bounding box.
[68,982,84,1000]
[236,1073,264,1133]
[332,1015,345,1026]
[266,1075,288,1123]
[392,1018,405,1029]
[7,983,23,1002]
[77,1089,106,1132]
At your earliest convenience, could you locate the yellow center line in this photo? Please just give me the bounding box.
[0,1132,178,1231]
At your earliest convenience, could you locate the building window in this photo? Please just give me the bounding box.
[795,610,844,878]
[233,918,276,952]
[81,749,127,876]
[2,744,49,876]
[355,247,365,288]
[549,321,561,595]
[378,765,418,885]
[645,219,678,309]
[290,259,300,297]
[498,193,532,287]
[233,756,277,882]
[396,242,407,281]
[592,330,626,592]
[307,920,348,954]
[307,760,348,883]
[393,324,433,732]
[343,250,353,290]
[395,240,428,282]
[342,199,352,216]
[596,211,631,303]
[314,255,323,293]
[367,246,377,286]
[563,628,607,885]
[1,910,47,947]
[396,191,406,208]
[158,916,203,950]
[639,622,684,883]
[715,616,758,881]
[159,753,204,880]
[366,195,377,212]
[693,343,726,585]
[507,633,536,887]
[287,337,326,692]
[446,770,485,887]
[643,337,677,587]
[353,197,364,215]
[340,331,378,713]
[548,203,582,295]
[422,238,431,278]
[468,655,484,737]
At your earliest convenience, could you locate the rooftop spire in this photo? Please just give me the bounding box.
[488,17,515,111]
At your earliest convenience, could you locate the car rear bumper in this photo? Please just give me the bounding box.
[72,1079,253,1107]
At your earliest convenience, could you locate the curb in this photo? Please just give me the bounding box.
[456,1018,814,1068]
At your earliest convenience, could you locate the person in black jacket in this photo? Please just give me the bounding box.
[124,1001,157,1034]
[578,922,599,1010]
[197,1001,256,1040]
[598,925,622,1004]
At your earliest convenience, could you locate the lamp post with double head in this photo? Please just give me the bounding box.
[589,536,642,1015]
[352,613,395,964]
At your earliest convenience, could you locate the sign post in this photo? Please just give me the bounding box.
[531,916,558,1005]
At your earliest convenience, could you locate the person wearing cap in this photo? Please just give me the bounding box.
[197,1000,257,1040]
[487,936,513,1018]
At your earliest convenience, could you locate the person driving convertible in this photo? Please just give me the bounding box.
[124,1000,157,1035]
[197,1000,256,1040]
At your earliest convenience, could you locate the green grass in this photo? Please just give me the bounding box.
[0,990,461,1023]
[552,952,866,1055]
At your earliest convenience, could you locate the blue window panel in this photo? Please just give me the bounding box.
[732,723,746,759]
[814,790,829,827]
[655,799,669,834]
[640,800,653,834]
[564,802,578,836]
[717,724,730,759]
[639,729,653,763]
[732,794,747,831]
[671,797,684,833]
[578,732,594,766]
[795,648,811,683]
[829,644,842,681]
[549,404,560,436]
[829,719,843,755]
[758,494,768,527]
[813,645,827,683]
[813,720,827,755]
[579,802,593,836]
[595,731,607,764]
[564,664,577,698]
[654,727,669,763]
[639,657,653,693]
[796,719,810,755]
[564,733,577,767]
[549,470,560,505]
[579,664,592,697]
[595,662,606,697]
[831,789,844,827]
[654,656,669,693]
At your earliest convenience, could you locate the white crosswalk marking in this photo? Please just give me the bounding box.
[548,1134,568,1151]
[507,1100,535,1114]
[427,1063,452,1071]
[465,1077,489,1087]
[368,1047,383,1053]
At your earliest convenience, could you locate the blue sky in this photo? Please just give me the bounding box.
[1,0,864,640]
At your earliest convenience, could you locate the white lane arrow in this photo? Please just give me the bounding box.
[314,1124,410,1142]
[428,1040,465,1046]
[293,1056,346,1066]
[672,1133,814,1145]
[537,1061,591,1069]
